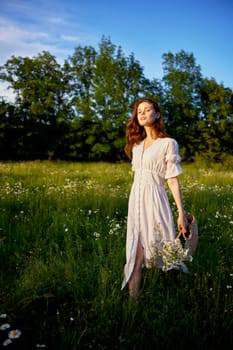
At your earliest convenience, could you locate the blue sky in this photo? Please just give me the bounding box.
[0,0,233,101]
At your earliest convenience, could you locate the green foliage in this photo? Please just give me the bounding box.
[0,52,72,160]
[0,161,232,349]
[198,78,233,161]
[65,44,97,120]
[0,38,233,161]
[161,50,203,160]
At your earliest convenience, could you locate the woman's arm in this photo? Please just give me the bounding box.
[167,176,187,234]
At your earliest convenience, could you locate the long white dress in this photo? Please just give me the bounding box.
[121,137,183,289]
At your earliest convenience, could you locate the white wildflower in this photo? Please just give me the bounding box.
[93,232,100,239]
[8,329,22,339]
[3,338,13,346]
[0,324,11,331]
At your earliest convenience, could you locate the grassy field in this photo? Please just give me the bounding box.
[0,161,232,349]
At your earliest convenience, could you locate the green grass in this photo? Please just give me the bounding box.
[0,161,232,349]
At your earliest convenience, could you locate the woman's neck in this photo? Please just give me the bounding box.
[144,127,157,140]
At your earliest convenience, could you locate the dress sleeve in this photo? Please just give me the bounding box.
[165,139,182,179]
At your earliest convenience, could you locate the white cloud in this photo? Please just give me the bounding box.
[48,16,65,24]
[0,16,71,101]
[0,16,73,64]
[0,19,48,43]
[0,82,16,103]
[61,34,80,42]
[0,2,100,101]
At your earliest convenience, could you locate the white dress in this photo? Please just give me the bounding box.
[121,137,183,289]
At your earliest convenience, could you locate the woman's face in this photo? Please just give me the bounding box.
[137,101,159,127]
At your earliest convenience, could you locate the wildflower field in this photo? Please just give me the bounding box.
[0,161,232,349]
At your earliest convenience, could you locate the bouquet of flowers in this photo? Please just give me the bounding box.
[158,238,193,272]
[146,238,193,273]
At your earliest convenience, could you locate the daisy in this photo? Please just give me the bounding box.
[8,329,22,339]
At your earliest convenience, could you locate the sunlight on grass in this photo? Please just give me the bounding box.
[0,161,232,349]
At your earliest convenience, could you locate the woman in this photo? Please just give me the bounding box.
[122,98,187,299]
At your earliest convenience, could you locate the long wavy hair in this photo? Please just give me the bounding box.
[124,98,169,160]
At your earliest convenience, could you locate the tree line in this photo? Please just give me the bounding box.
[0,36,232,162]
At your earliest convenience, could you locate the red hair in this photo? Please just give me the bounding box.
[124,98,169,159]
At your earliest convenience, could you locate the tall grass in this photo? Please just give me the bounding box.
[0,161,232,349]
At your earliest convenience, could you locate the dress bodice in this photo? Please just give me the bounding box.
[131,137,182,180]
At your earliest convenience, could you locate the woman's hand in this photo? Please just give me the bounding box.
[177,212,188,235]
[167,177,188,235]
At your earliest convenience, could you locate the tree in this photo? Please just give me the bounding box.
[0,52,71,159]
[162,50,202,160]
[91,37,147,160]
[1,39,232,162]
[0,99,23,159]
[65,36,147,161]
[65,45,97,120]
[199,78,233,161]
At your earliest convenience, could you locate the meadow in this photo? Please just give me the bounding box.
[0,161,232,349]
